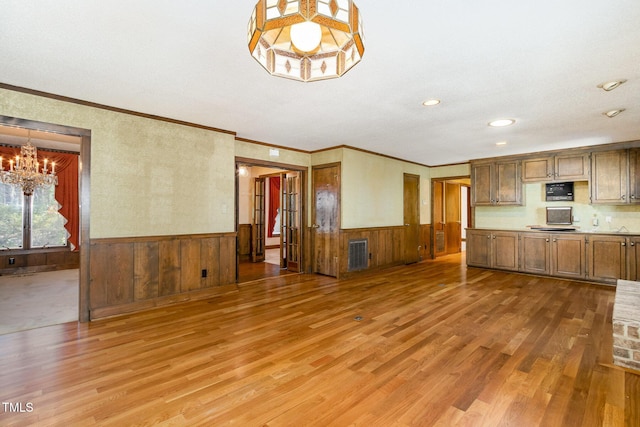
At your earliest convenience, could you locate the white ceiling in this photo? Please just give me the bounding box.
[1,1,638,166]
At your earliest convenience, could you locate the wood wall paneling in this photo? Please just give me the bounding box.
[89,233,236,319]
[159,239,181,296]
[200,237,221,288]
[181,239,202,292]
[134,241,159,301]
[0,248,80,275]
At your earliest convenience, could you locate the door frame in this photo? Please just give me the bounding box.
[0,115,91,322]
[430,175,470,259]
[235,157,308,281]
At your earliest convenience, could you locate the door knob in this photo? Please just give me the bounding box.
[312,224,320,228]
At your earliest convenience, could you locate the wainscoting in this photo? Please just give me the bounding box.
[339,225,432,278]
[0,248,79,275]
[89,233,236,319]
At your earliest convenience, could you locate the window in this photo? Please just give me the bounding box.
[0,182,67,249]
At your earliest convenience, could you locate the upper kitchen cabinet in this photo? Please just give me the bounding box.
[471,160,523,206]
[522,153,590,182]
[591,149,635,205]
[629,148,640,204]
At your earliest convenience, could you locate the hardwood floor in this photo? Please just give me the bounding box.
[1,254,638,426]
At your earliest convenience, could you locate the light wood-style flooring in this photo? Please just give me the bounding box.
[1,254,638,426]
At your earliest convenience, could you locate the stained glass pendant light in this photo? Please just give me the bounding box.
[248,0,365,82]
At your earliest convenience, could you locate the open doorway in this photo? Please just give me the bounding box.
[236,159,305,283]
[0,116,90,333]
[431,177,470,258]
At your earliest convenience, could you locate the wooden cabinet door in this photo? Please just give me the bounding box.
[555,153,590,181]
[629,237,640,281]
[312,164,340,277]
[522,158,554,182]
[587,235,626,284]
[591,150,628,204]
[466,229,492,268]
[495,161,522,205]
[491,231,519,271]
[551,234,586,279]
[471,163,493,206]
[629,149,640,204]
[520,232,551,275]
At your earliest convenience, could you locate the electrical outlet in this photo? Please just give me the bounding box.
[605,216,612,223]
[9,257,15,265]
[201,269,208,278]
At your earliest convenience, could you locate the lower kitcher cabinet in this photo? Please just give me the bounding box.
[629,237,640,281]
[519,233,552,275]
[586,235,627,284]
[466,230,518,271]
[551,234,586,279]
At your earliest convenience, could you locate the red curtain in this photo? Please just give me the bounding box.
[0,146,79,251]
[268,176,280,238]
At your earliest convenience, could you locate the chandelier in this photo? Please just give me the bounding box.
[0,134,58,196]
[248,0,365,82]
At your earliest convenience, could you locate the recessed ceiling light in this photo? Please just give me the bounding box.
[496,141,508,146]
[422,99,441,106]
[488,119,515,127]
[603,109,626,118]
[598,80,627,91]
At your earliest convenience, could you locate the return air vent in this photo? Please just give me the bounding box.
[348,239,368,272]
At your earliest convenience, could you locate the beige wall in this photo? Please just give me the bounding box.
[475,181,640,232]
[2,88,477,240]
[0,88,236,238]
[340,148,432,228]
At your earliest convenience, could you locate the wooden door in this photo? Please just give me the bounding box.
[491,231,519,271]
[495,161,522,205]
[520,233,551,275]
[312,164,340,277]
[251,177,266,262]
[281,172,301,272]
[445,182,461,254]
[587,235,626,284]
[629,237,640,281]
[403,174,420,264]
[471,163,493,206]
[433,180,445,257]
[466,229,491,268]
[551,234,585,279]
[555,153,590,180]
[522,157,554,182]
[591,150,628,204]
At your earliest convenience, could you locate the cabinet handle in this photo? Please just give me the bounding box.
[631,195,636,199]
[553,238,557,242]
[487,235,491,239]
[545,238,549,242]
[622,195,626,200]
[622,242,627,247]
[632,242,636,247]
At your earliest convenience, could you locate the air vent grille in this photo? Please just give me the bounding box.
[348,239,368,272]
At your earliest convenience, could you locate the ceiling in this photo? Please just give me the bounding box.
[1,1,638,166]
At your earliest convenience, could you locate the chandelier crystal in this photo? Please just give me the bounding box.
[248,0,365,82]
[0,135,58,196]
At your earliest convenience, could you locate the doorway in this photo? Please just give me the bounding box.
[236,159,306,283]
[0,115,91,331]
[431,177,470,258]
